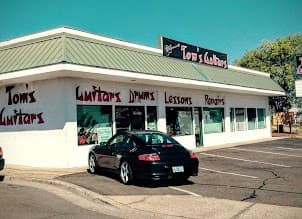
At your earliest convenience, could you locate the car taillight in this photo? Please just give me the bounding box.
[0,147,3,156]
[138,153,160,161]
[190,152,198,159]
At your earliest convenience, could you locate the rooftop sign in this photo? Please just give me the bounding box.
[161,37,228,69]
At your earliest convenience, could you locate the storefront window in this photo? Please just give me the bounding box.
[115,106,145,132]
[77,105,112,145]
[235,108,246,131]
[247,108,256,130]
[166,107,193,136]
[203,107,225,134]
[230,108,235,132]
[257,108,266,129]
[147,106,157,130]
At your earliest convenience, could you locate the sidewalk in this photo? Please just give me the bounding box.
[1,164,86,180]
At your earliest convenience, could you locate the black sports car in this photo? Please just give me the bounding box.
[88,130,199,184]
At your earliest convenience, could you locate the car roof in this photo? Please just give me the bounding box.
[118,130,163,135]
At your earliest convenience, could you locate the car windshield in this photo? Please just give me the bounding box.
[135,132,179,146]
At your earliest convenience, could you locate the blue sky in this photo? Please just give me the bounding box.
[0,0,300,64]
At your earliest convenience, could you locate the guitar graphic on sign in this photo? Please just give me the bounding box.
[164,43,180,56]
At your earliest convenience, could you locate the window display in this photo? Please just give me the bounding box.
[166,107,193,136]
[203,107,224,134]
[77,105,113,145]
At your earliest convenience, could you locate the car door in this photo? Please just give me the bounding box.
[99,133,125,169]
[109,134,134,170]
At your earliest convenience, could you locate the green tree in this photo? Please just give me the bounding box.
[234,34,302,112]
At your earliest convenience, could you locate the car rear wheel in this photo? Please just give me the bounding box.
[120,161,133,184]
[88,154,98,174]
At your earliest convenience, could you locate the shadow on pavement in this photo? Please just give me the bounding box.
[90,169,194,188]
[58,169,194,189]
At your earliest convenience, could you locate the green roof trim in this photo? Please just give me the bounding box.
[0,30,284,93]
[192,63,211,81]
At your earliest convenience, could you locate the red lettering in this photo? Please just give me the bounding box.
[205,95,224,106]
[0,108,5,125]
[185,52,191,60]
[181,45,188,60]
[198,54,203,63]
[28,91,36,103]
[77,86,122,103]
[192,53,198,61]
[6,84,36,105]
[150,92,155,100]
[37,113,44,124]
[115,93,121,102]
[103,92,109,102]
[13,94,19,104]
[24,114,31,124]
[0,108,45,126]
[76,86,83,101]
[164,92,192,105]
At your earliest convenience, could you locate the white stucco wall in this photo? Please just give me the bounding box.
[0,77,272,168]
[0,78,77,167]
[202,93,271,147]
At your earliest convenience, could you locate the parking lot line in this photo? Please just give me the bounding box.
[200,152,291,167]
[199,167,258,179]
[168,186,201,197]
[229,148,302,158]
[277,146,302,152]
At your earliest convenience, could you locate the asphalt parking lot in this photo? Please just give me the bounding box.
[58,138,302,208]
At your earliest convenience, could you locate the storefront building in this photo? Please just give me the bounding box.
[0,27,284,167]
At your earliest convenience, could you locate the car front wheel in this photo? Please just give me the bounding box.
[120,161,133,184]
[88,154,98,174]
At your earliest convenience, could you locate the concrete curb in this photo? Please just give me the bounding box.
[2,174,127,209]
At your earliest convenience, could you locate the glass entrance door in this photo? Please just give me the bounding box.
[194,107,203,147]
[115,106,145,132]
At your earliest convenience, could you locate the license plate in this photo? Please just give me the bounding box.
[172,166,184,173]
